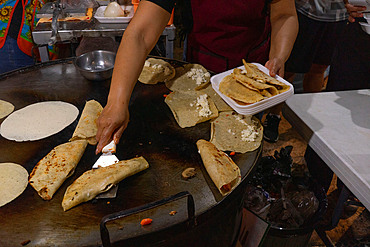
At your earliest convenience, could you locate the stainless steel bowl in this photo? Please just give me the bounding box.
[74,50,116,81]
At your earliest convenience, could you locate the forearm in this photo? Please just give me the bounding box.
[269,0,298,62]
[107,30,151,107]
[107,0,170,107]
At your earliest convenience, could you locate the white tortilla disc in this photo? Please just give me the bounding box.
[0,99,15,119]
[0,163,29,207]
[0,101,79,141]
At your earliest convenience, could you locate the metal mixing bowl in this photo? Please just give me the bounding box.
[74,50,116,81]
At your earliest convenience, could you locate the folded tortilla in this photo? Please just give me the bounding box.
[138,58,176,84]
[210,111,263,153]
[233,69,279,96]
[29,140,88,200]
[70,100,103,145]
[219,74,264,104]
[165,64,211,92]
[165,91,219,128]
[196,139,241,196]
[62,156,149,211]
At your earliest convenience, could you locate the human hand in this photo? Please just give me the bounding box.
[344,1,367,22]
[95,103,129,154]
[265,58,285,78]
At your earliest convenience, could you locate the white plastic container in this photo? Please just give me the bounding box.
[211,63,294,115]
[359,22,370,35]
[94,5,134,23]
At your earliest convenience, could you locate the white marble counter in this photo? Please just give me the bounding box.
[284,89,370,210]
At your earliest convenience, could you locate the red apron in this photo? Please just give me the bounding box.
[186,0,271,73]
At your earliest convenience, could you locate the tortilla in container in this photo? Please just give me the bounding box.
[29,140,88,200]
[244,61,290,93]
[210,111,263,153]
[165,64,211,92]
[196,139,241,196]
[232,68,279,96]
[138,58,176,84]
[165,91,218,128]
[62,156,149,211]
[219,75,264,105]
[0,163,28,207]
[70,100,103,145]
[0,100,15,119]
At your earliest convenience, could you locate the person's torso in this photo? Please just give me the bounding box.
[295,0,348,22]
[187,0,271,73]
[0,0,49,57]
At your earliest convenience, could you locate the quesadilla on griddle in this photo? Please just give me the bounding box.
[29,140,88,200]
[62,156,149,211]
[210,111,263,153]
[70,100,103,145]
[219,75,264,104]
[196,139,241,196]
[165,91,219,128]
[165,64,211,92]
[138,58,176,84]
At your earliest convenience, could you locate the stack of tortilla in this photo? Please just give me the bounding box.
[219,60,290,105]
[138,58,176,84]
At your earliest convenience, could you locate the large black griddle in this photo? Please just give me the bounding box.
[0,58,261,247]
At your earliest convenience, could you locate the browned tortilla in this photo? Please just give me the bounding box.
[62,156,149,211]
[219,74,264,104]
[29,140,88,200]
[245,62,290,93]
[196,139,241,196]
[232,68,279,96]
[70,100,103,145]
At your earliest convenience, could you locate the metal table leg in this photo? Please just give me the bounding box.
[164,25,176,59]
[38,46,50,62]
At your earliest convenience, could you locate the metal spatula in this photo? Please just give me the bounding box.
[93,140,119,198]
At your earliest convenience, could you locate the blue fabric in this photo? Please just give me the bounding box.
[0,36,34,74]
